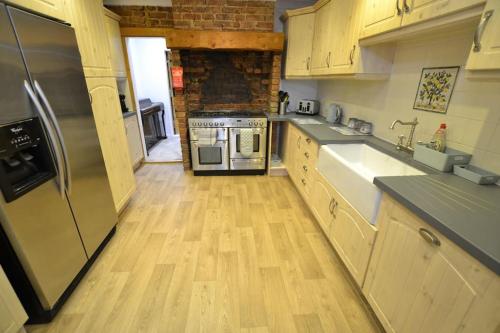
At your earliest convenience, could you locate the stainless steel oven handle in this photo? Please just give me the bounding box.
[34,81,72,194]
[24,80,65,198]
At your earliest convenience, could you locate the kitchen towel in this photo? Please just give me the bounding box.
[197,128,217,146]
[239,128,254,157]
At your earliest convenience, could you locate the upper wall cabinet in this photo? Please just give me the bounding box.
[283,10,315,77]
[310,0,334,74]
[466,1,500,70]
[360,0,486,39]
[104,8,127,78]
[65,0,112,77]
[6,0,66,21]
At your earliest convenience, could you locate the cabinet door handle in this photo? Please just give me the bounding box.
[303,165,308,172]
[306,57,311,70]
[329,198,334,214]
[473,10,494,52]
[349,45,356,65]
[326,52,331,67]
[396,0,402,16]
[306,138,311,144]
[304,152,309,158]
[403,0,410,13]
[419,228,441,247]
[301,178,306,185]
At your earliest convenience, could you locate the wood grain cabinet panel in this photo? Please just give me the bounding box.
[64,0,112,77]
[364,194,500,333]
[360,0,403,38]
[86,77,135,212]
[6,0,65,21]
[104,8,127,78]
[124,115,144,168]
[401,0,485,27]
[466,0,500,70]
[310,0,334,74]
[0,267,27,333]
[284,12,315,77]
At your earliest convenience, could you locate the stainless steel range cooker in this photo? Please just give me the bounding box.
[188,111,268,175]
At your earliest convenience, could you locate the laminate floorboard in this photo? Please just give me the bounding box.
[26,163,381,333]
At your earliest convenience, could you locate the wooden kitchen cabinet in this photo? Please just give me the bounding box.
[328,184,377,287]
[363,194,500,333]
[65,0,112,77]
[6,0,65,21]
[466,0,500,70]
[310,171,335,235]
[104,8,127,78]
[310,0,334,75]
[0,266,27,333]
[360,0,403,39]
[87,77,135,213]
[360,0,485,38]
[124,115,144,169]
[283,10,315,77]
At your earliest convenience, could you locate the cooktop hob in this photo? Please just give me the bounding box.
[188,110,266,118]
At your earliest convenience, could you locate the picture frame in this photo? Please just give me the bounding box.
[413,66,460,114]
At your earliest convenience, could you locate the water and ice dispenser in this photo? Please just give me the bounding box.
[0,118,56,202]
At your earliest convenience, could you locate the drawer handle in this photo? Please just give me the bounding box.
[303,165,308,172]
[301,178,306,185]
[403,0,410,13]
[306,57,311,70]
[419,228,440,247]
[329,198,334,214]
[304,152,309,159]
[332,200,338,219]
[396,0,402,16]
[306,138,311,144]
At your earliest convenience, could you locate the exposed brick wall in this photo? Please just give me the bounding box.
[107,1,274,31]
[107,2,279,170]
[171,0,274,31]
[106,6,174,28]
[181,51,273,112]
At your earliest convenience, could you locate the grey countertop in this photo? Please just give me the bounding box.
[267,112,500,275]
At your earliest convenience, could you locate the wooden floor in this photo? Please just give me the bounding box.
[27,164,382,333]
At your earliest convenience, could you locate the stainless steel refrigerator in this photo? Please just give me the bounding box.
[0,3,117,322]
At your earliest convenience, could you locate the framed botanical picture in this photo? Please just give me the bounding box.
[413,66,460,114]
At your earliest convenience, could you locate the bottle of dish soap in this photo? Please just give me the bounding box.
[431,123,447,152]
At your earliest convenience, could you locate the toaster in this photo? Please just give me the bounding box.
[297,99,320,115]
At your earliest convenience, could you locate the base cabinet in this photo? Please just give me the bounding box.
[124,115,144,168]
[87,77,135,212]
[0,267,27,333]
[363,194,500,333]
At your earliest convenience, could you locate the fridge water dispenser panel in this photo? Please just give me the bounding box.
[0,118,56,202]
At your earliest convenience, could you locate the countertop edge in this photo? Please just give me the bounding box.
[373,177,500,275]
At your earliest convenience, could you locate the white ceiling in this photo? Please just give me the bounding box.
[103,0,173,6]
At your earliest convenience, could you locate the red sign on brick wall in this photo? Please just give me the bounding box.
[171,66,183,89]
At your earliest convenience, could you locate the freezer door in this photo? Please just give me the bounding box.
[0,4,87,309]
[8,7,118,256]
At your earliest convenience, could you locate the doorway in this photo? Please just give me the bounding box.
[126,37,182,163]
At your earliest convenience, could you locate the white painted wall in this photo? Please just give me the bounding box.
[316,28,500,175]
[127,37,175,136]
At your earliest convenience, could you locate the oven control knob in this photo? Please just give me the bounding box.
[209,122,213,126]
[214,122,218,126]
[204,122,207,126]
[221,122,224,126]
[259,121,263,126]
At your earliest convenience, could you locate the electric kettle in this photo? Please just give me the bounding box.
[326,104,343,124]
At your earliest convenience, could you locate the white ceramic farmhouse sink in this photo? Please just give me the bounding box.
[317,144,426,224]
[291,118,323,125]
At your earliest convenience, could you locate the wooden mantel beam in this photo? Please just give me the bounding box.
[120,27,284,52]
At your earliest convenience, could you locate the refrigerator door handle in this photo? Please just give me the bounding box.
[24,80,65,198]
[34,80,72,195]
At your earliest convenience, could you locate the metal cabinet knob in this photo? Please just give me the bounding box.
[304,152,309,158]
[306,138,311,144]
[301,178,306,185]
[303,165,308,172]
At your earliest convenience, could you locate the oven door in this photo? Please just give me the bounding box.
[191,140,229,171]
[229,127,267,159]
